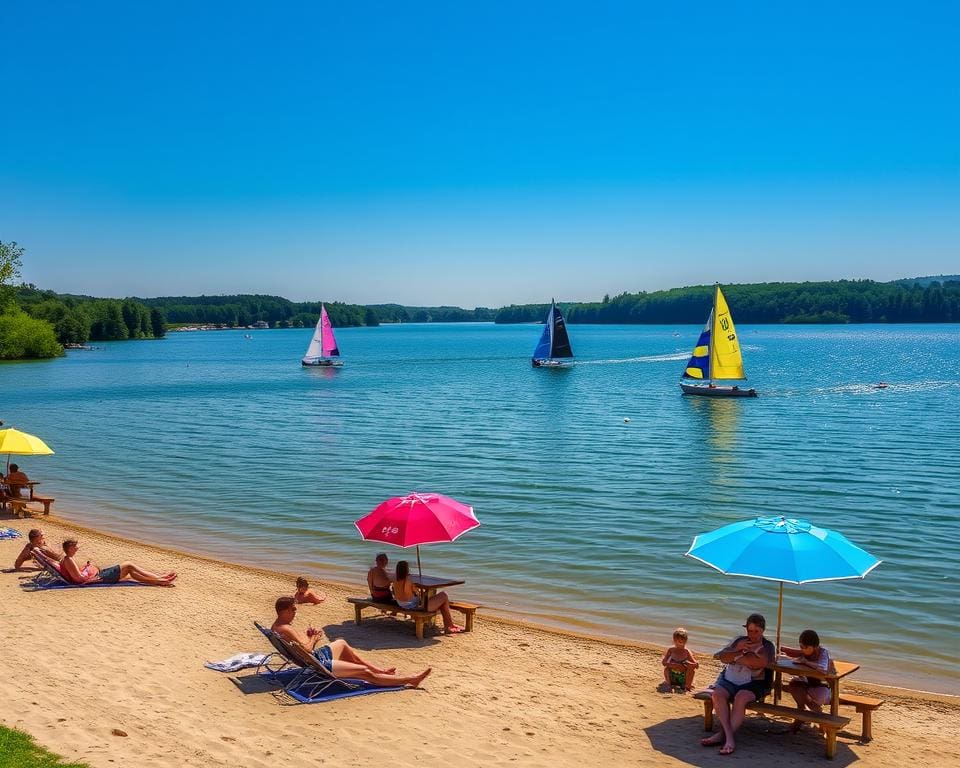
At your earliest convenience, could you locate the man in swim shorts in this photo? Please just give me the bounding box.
[270,596,430,688]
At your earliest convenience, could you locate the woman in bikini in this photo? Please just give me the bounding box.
[392,560,462,634]
[366,553,395,604]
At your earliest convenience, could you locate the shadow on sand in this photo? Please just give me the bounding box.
[321,617,444,651]
[644,713,859,767]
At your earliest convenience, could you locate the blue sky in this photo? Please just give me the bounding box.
[1,2,957,307]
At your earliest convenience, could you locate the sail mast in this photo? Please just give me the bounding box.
[549,299,556,356]
[708,284,719,380]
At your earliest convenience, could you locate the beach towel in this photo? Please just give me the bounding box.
[265,667,405,704]
[204,652,268,672]
[0,527,22,539]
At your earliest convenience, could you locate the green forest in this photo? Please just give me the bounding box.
[1,241,165,360]
[495,279,960,325]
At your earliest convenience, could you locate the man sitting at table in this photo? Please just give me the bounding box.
[5,464,30,497]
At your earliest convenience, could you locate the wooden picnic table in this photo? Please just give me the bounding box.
[411,574,465,605]
[772,657,860,716]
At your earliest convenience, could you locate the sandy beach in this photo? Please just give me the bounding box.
[1,515,957,768]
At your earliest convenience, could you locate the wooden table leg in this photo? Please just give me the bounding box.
[830,681,839,717]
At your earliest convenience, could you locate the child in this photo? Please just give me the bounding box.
[293,577,326,605]
[662,627,699,691]
[780,629,832,730]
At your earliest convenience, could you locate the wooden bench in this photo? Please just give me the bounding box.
[449,600,480,632]
[838,694,883,742]
[29,494,55,515]
[694,690,851,759]
[347,597,439,640]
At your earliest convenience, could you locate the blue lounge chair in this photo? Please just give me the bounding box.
[253,622,404,703]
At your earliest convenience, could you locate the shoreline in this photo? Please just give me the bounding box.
[9,513,958,707]
[3,514,959,768]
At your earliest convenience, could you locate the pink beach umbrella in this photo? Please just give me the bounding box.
[354,492,480,579]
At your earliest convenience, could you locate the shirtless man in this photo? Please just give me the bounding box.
[270,596,430,688]
[13,528,60,570]
[366,552,395,603]
[5,464,30,497]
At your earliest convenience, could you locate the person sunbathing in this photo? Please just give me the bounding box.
[392,560,462,634]
[293,576,326,605]
[270,595,430,688]
[13,528,60,570]
[59,539,177,586]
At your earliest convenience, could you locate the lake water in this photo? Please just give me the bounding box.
[4,323,959,693]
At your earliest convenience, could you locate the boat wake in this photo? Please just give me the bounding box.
[577,352,689,365]
[823,381,960,395]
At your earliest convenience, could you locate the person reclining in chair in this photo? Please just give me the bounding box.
[270,596,431,688]
[14,528,60,570]
[58,539,178,586]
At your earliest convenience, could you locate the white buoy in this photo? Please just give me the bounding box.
[623,417,631,423]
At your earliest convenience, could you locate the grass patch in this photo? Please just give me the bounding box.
[0,725,91,768]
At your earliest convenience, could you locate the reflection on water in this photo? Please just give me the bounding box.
[683,396,741,490]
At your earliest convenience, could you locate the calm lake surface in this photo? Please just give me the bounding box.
[4,323,959,692]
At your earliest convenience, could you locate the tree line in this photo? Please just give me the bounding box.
[495,279,960,324]
[137,296,497,327]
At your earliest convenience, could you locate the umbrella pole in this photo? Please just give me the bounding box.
[775,581,783,652]
[416,545,423,582]
[774,581,784,704]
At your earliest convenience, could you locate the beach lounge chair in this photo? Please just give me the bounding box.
[253,621,404,703]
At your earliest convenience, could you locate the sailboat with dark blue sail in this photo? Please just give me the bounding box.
[532,299,574,368]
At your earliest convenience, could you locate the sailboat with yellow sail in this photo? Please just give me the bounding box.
[680,285,757,397]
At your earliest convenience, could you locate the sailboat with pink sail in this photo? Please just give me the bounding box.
[301,304,343,367]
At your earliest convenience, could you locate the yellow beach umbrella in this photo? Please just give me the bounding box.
[0,428,55,474]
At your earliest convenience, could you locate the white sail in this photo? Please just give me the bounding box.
[302,316,324,362]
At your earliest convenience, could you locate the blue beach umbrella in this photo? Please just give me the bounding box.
[685,515,881,649]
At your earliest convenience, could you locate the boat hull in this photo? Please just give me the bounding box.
[302,358,344,367]
[533,359,574,368]
[680,382,757,397]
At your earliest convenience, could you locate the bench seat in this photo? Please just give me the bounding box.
[30,494,55,515]
[346,597,439,640]
[449,600,480,632]
[694,690,851,759]
[838,694,883,742]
